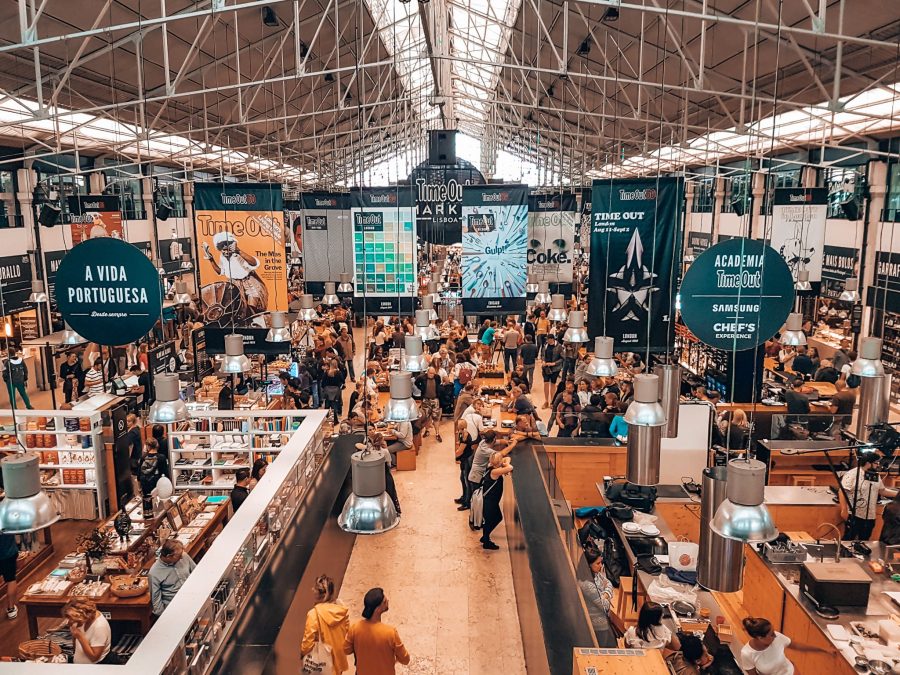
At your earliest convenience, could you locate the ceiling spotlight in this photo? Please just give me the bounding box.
[265,311,291,343]
[219,334,252,374]
[148,373,189,424]
[795,270,812,292]
[602,7,620,21]
[324,73,335,83]
[262,6,279,27]
[577,39,591,57]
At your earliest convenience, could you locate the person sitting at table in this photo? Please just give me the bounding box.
[740,617,796,675]
[609,404,629,445]
[831,376,856,423]
[385,420,414,467]
[509,364,528,389]
[667,634,714,675]
[783,377,810,415]
[64,597,111,664]
[791,345,815,379]
[365,431,401,515]
[625,601,680,652]
[579,394,611,438]
[813,358,839,384]
[149,538,197,616]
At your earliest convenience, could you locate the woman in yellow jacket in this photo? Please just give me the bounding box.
[301,575,351,673]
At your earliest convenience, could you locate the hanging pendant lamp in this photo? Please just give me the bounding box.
[780,312,807,346]
[337,272,353,293]
[148,373,189,423]
[624,374,667,486]
[0,454,60,533]
[265,311,291,342]
[852,336,885,378]
[402,335,428,373]
[219,334,252,374]
[563,310,589,343]
[547,294,568,321]
[28,281,48,304]
[298,294,319,321]
[710,459,778,542]
[427,281,442,305]
[322,282,339,306]
[526,274,540,294]
[420,295,438,321]
[383,372,419,422]
[586,336,618,377]
[839,278,861,303]
[172,281,192,305]
[794,270,812,292]
[338,443,400,534]
[534,281,552,304]
[413,309,439,341]
[60,322,85,345]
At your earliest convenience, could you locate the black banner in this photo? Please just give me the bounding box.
[0,254,33,314]
[146,340,178,402]
[203,326,291,356]
[821,245,859,299]
[192,327,214,381]
[408,160,484,245]
[158,237,194,276]
[588,178,682,350]
[869,251,900,313]
[687,231,711,254]
[44,250,65,310]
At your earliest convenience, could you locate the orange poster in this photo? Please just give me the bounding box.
[67,195,124,244]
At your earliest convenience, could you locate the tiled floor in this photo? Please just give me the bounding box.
[337,429,527,675]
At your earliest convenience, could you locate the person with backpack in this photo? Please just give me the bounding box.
[3,350,32,410]
[477,451,514,550]
[467,431,516,525]
[138,439,169,496]
[452,351,476,398]
[301,574,350,674]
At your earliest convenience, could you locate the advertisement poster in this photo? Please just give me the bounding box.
[578,187,592,258]
[821,245,859,299]
[350,188,417,314]
[0,254,33,314]
[527,192,576,283]
[194,182,287,326]
[679,238,795,351]
[588,177,682,350]
[461,184,528,313]
[768,187,828,281]
[299,192,352,286]
[408,162,483,245]
[158,236,194,276]
[67,195,124,244]
[687,230,712,254]
[868,251,900,313]
[54,238,162,345]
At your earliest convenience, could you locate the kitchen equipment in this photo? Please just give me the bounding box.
[764,541,808,564]
[622,522,641,534]
[801,561,871,608]
[671,600,696,616]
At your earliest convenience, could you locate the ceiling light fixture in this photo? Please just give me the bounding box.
[265,311,291,343]
[0,454,60,533]
[219,334,252,374]
[839,278,861,303]
[563,310,589,343]
[780,312,807,346]
[402,335,428,373]
[148,373,189,423]
[337,272,353,293]
[172,281,192,305]
[262,6,279,27]
[60,322,85,345]
[852,336,885,378]
[28,280,48,303]
[383,372,419,422]
[534,281,552,304]
[586,336,618,377]
[624,374,667,486]
[547,294,568,321]
[298,294,319,321]
[602,7,620,21]
[795,270,812,292]
[322,282,340,306]
[338,443,400,534]
[710,459,778,543]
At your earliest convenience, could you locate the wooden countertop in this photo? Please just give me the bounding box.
[572,647,669,674]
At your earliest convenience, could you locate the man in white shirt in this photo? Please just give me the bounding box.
[386,420,414,467]
[841,452,897,540]
[202,231,268,316]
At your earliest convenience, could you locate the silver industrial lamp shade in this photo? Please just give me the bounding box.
[413,309,439,341]
[586,336,618,377]
[839,278,861,303]
[322,282,340,306]
[780,312,807,346]
[60,322,85,345]
[28,280,48,303]
[852,336,885,377]
[526,274,540,294]
[402,335,428,373]
[0,454,60,533]
[338,444,399,534]
[219,334,252,374]
[172,280,192,305]
[563,310,589,343]
[427,281,442,305]
[383,372,419,422]
[683,246,695,262]
[547,294,568,321]
[795,269,812,292]
[534,281,552,304]
[624,374,667,486]
[298,293,319,321]
[148,373,189,423]
[697,466,745,592]
[265,310,291,342]
[710,459,778,543]
[420,294,439,321]
[337,272,353,293]
[654,363,681,438]
[181,253,193,269]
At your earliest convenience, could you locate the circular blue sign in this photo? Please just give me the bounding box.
[55,238,162,345]
[679,237,795,351]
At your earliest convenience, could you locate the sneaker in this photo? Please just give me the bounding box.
[436,434,443,442]
[423,430,430,437]
[482,540,500,550]
[454,497,464,504]
[457,505,470,511]
[6,605,17,620]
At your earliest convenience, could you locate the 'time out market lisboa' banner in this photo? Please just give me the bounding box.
[461,184,528,313]
[588,178,682,351]
[194,183,287,327]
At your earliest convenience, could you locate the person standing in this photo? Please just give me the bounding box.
[832,339,852,373]
[149,539,196,616]
[414,368,443,442]
[535,310,550,358]
[344,588,410,675]
[841,452,897,540]
[519,334,539,389]
[479,451,514,550]
[455,416,479,510]
[59,351,85,403]
[301,575,350,674]
[336,327,356,382]
[124,413,143,498]
[230,469,251,512]
[138,439,170,496]
[740,617,795,675]
[84,358,105,397]
[3,351,32,410]
[541,335,563,408]
[0,533,18,619]
[502,319,521,373]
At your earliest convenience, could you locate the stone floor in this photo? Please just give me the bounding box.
[337,427,527,675]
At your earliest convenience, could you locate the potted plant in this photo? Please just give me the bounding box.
[75,527,115,575]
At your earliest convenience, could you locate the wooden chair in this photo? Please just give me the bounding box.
[614,576,639,624]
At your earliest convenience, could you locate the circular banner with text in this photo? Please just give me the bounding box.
[55,238,162,345]
[679,237,795,351]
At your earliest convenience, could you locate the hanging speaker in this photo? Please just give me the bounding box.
[730,198,745,217]
[38,203,61,227]
[840,199,859,221]
[156,200,172,221]
[428,130,456,165]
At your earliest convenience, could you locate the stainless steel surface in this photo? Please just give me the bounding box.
[856,374,889,441]
[586,336,618,377]
[654,364,681,439]
[350,448,388,497]
[711,459,778,542]
[626,424,662,486]
[624,374,667,426]
[337,492,399,534]
[698,466,745,592]
[148,373,189,423]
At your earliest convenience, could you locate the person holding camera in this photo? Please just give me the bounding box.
[841,452,898,541]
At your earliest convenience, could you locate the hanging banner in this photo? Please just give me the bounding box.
[527,192,576,283]
[54,238,162,345]
[768,187,828,281]
[67,195,124,243]
[350,188,417,313]
[686,231,712,254]
[461,184,528,313]
[203,326,292,356]
[299,192,352,285]
[194,182,287,326]
[578,187,592,253]
[679,238,795,351]
[821,244,859,299]
[158,236,194,277]
[0,254,33,314]
[408,161,484,245]
[588,177,682,351]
